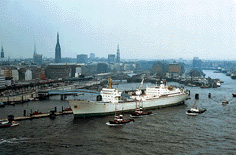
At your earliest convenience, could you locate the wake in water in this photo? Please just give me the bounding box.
[0,137,33,145]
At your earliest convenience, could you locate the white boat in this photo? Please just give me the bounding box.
[68,78,188,118]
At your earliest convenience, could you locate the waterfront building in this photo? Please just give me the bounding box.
[46,63,71,80]
[32,67,41,80]
[19,68,26,81]
[108,54,115,64]
[11,69,19,81]
[40,68,46,80]
[0,74,5,89]
[83,64,97,76]
[25,69,32,81]
[55,32,61,63]
[45,63,83,79]
[116,44,120,63]
[3,69,12,78]
[77,54,88,64]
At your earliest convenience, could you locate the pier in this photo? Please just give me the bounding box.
[1,110,73,122]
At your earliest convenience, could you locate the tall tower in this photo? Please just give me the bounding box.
[55,32,61,63]
[116,44,120,63]
[1,45,4,58]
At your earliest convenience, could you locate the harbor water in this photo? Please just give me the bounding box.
[1,70,236,154]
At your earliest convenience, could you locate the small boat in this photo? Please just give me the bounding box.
[232,94,236,97]
[64,107,72,111]
[30,111,46,116]
[0,120,19,128]
[221,100,229,105]
[28,98,39,101]
[106,114,134,126]
[130,106,152,118]
[186,100,206,116]
[10,121,19,127]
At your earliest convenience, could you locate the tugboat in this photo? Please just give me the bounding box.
[186,100,206,116]
[130,106,152,118]
[106,114,134,126]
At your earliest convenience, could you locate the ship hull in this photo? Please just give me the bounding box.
[68,93,188,118]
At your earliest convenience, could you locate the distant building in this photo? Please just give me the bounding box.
[33,44,43,65]
[77,54,88,63]
[152,61,168,78]
[33,54,42,65]
[116,44,120,63]
[1,45,4,58]
[108,54,115,64]
[124,63,134,71]
[90,53,95,59]
[193,57,202,69]
[55,32,61,63]
[97,63,108,73]
[166,63,183,79]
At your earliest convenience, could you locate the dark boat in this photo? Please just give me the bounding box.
[130,107,152,117]
[221,100,229,105]
[232,94,236,97]
[49,111,56,118]
[186,100,206,116]
[106,114,134,126]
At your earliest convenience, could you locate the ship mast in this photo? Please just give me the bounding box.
[108,77,112,89]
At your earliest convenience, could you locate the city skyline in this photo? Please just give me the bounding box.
[1,0,236,60]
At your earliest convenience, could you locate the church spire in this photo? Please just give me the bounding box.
[34,43,37,55]
[116,44,120,63]
[57,32,59,44]
[1,45,4,58]
[55,32,61,63]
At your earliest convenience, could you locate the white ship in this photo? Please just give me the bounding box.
[68,79,189,118]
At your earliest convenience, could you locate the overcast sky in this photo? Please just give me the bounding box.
[0,0,236,60]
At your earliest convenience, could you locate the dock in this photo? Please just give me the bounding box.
[1,111,73,122]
